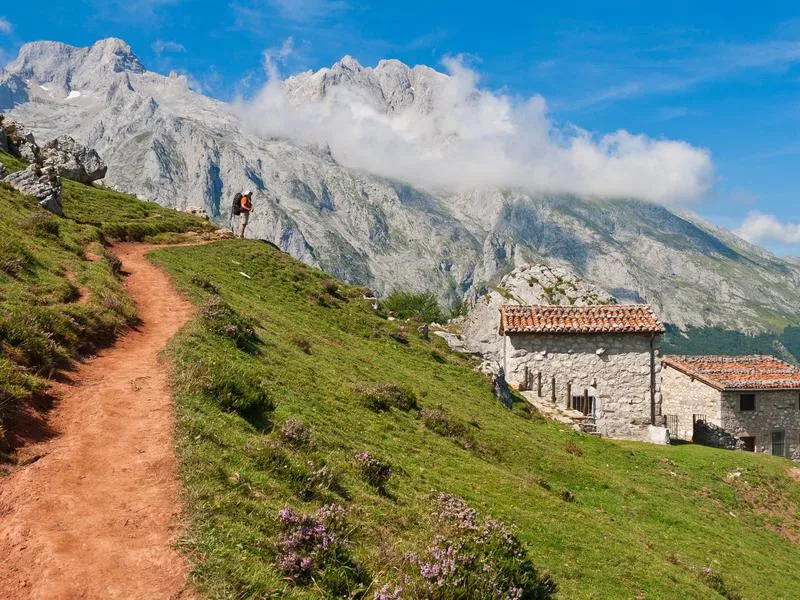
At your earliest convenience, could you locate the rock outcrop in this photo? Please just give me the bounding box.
[452,264,615,363]
[0,116,106,213]
[4,164,62,214]
[40,135,107,183]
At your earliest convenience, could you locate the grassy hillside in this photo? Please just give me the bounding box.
[0,150,211,453]
[151,240,800,599]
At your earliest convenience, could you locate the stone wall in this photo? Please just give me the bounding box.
[503,333,660,441]
[660,366,723,440]
[720,390,800,458]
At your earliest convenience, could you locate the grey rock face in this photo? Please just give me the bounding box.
[457,264,615,363]
[1,39,799,334]
[40,135,107,182]
[0,162,6,179]
[3,164,62,214]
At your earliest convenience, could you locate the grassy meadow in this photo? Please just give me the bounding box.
[151,240,800,599]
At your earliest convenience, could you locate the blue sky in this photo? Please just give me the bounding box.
[1,1,799,255]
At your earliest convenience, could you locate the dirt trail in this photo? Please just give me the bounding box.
[0,243,195,599]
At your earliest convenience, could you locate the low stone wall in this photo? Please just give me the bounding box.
[504,332,660,441]
[693,419,744,450]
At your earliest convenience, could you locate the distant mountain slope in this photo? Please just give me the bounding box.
[2,38,799,332]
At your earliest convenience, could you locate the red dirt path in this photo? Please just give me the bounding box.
[0,243,196,599]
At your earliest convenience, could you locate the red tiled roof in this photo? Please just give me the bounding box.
[662,355,800,391]
[500,304,664,335]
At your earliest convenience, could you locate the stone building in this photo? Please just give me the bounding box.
[661,355,800,458]
[500,304,666,442]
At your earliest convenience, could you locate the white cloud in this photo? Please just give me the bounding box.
[737,212,800,245]
[152,39,186,57]
[267,0,349,24]
[0,17,12,34]
[236,55,713,206]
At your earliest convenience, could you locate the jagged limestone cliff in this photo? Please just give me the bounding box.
[2,39,799,332]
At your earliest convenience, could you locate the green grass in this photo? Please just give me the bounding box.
[61,179,216,241]
[0,176,134,449]
[151,240,800,599]
[0,151,219,451]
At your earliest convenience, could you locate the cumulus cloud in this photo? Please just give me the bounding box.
[236,54,713,205]
[152,39,186,57]
[0,17,12,34]
[737,212,800,245]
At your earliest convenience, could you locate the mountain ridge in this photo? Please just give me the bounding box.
[2,38,799,332]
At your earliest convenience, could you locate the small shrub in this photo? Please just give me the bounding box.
[355,451,392,492]
[24,212,60,238]
[559,489,575,502]
[279,417,314,447]
[564,440,583,457]
[316,294,335,307]
[321,279,342,298]
[0,242,35,278]
[291,336,312,354]
[389,327,409,345]
[430,350,446,364]
[356,383,418,413]
[701,567,743,600]
[382,291,445,323]
[275,504,368,595]
[404,493,557,599]
[103,250,123,277]
[514,402,535,420]
[190,273,219,294]
[420,408,480,452]
[205,373,274,420]
[200,295,260,351]
[373,584,404,599]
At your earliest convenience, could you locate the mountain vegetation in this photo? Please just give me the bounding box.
[147,239,800,599]
[3,42,800,599]
[0,149,210,453]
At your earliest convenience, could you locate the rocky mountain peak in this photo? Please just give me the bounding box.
[1,38,143,99]
[3,38,800,336]
[85,37,145,74]
[334,55,363,71]
[284,54,444,115]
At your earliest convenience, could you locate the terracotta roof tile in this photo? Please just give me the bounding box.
[500,304,664,335]
[662,355,800,391]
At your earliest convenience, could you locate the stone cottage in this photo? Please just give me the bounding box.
[500,304,666,442]
[661,355,800,458]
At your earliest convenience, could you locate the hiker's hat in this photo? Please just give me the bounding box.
[244,189,253,196]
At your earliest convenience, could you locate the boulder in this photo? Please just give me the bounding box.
[40,135,107,183]
[648,425,670,445]
[3,164,62,214]
[478,360,515,409]
[0,163,6,179]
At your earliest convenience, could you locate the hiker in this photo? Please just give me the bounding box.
[231,190,254,239]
